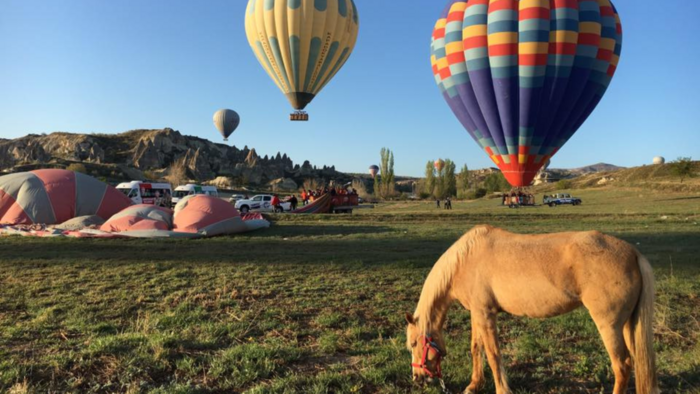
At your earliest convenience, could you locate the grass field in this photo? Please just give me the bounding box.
[1,187,699,394]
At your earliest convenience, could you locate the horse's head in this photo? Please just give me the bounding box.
[405,313,446,384]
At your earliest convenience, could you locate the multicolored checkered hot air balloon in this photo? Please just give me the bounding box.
[245,0,360,121]
[431,0,622,187]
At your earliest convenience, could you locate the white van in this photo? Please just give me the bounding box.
[171,184,219,206]
[116,181,173,207]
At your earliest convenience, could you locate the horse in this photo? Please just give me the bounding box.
[405,225,659,394]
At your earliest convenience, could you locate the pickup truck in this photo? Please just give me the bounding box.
[234,195,292,213]
[543,193,582,207]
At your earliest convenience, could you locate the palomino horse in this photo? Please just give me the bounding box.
[406,225,659,394]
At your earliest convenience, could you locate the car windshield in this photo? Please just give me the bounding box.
[118,188,131,196]
[252,196,262,201]
[174,191,190,198]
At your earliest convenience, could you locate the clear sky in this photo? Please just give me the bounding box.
[1,1,698,176]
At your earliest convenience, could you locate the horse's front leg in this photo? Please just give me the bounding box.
[474,310,512,394]
[464,317,484,394]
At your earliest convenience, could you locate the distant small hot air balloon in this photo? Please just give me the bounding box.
[653,157,665,165]
[213,109,240,141]
[431,0,623,187]
[434,159,445,172]
[369,165,379,178]
[244,0,360,121]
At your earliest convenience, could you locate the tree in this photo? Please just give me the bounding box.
[378,148,396,199]
[457,164,470,199]
[424,161,436,198]
[373,175,379,196]
[670,157,694,183]
[441,159,457,198]
[483,172,510,193]
[433,159,444,199]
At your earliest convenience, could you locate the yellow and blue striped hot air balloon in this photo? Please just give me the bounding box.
[245,0,359,121]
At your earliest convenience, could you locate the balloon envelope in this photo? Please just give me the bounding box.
[213,109,240,141]
[434,160,445,172]
[431,0,622,187]
[369,165,379,178]
[245,0,360,112]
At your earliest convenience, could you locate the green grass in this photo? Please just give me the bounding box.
[1,187,699,394]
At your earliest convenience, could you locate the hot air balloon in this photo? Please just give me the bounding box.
[369,165,379,178]
[245,0,360,121]
[213,109,240,141]
[653,157,665,165]
[434,159,446,172]
[431,0,622,187]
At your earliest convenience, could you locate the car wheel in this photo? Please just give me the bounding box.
[240,206,249,214]
[549,202,556,207]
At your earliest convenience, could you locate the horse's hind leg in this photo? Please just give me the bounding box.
[473,310,512,394]
[595,323,633,394]
[465,318,485,394]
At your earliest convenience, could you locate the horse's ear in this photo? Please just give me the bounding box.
[405,313,415,325]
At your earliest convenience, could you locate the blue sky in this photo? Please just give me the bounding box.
[1,1,698,176]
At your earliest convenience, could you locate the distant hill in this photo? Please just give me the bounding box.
[567,163,625,174]
[545,161,700,193]
[0,129,349,188]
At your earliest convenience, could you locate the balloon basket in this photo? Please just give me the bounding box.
[290,111,309,121]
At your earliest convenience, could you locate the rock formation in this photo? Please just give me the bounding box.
[0,128,348,187]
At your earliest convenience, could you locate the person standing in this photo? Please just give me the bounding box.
[271,194,282,213]
[289,195,298,211]
[436,198,440,208]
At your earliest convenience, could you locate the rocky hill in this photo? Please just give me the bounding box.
[567,163,625,174]
[0,128,346,189]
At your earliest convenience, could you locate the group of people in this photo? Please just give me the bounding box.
[502,191,535,207]
[300,186,358,206]
[271,194,298,212]
[435,197,452,210]
[269,185,359,213]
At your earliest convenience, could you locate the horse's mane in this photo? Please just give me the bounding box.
[414,225,491,335]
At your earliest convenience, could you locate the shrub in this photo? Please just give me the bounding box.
[557,179,573,190]
[165,158,188,187]
[466,188,487,200]
[352,179,371,201]
[66,163,87,174]
[144,171,160,181]
[303,178,322,192]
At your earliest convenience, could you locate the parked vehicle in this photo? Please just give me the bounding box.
[234,195,291,213]
[228,194,246,204]
[172,184,218,207]
[543,193,582,207]
[116,181,172,207]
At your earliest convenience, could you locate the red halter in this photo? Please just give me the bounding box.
[411,335,443,378]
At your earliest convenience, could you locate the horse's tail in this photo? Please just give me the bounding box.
[627,252,659,394]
